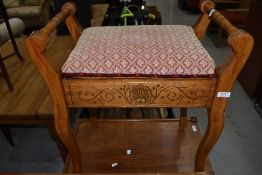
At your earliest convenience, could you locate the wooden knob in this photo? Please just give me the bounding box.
[199,0,215,14]
[61,2,77,15]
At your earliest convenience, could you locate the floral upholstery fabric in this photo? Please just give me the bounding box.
[62,25,215,77]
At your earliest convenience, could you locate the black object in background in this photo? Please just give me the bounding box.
[106,0,143,7]
[178,0,188,10]
[53,0,91,35]
[238,1,262,101]
[135,9,149,25]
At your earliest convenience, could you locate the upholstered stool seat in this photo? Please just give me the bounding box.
[62,25,215,77]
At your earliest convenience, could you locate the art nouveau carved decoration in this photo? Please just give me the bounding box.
[64,79,215,107]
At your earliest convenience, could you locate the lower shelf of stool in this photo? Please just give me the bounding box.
[64,119,212,173]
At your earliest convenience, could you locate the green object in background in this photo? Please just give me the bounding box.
[121,5,134,26]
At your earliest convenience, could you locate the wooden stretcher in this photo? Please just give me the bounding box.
[26,0,253,173]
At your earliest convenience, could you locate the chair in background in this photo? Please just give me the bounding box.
[0,0,24,91]
[2,0,52,28]
[214,0,253,47]
[238,1,262,115]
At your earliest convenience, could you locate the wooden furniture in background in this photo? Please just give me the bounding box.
[91,4,109,27]
[0,54,13,91]
[2,0,52,28]
[186,0,199,10]
[26,0,253,173]
[0,35,75,159]
[238,1,262,102]
[0,0,24,91]
[214,0,252,47]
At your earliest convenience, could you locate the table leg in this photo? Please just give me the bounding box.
[0,55,13,91]
[0,126,15,146]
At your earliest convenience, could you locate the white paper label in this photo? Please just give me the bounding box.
[217,92,231,98]
[112,163,118,167]
[192,125,197,132]
[209,9,216,17]
[127,149,132,155]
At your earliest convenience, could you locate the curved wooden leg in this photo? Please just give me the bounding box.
[195,108,225,171]
[47,121,67,161]
[54,109,81,173]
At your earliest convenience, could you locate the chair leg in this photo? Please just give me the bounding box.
[167,108,175,118]
[158,108,175,119]
[89,109,99,127]
[126,108,132,119]
[0,55,13,91]
[179,108,188,128]
[1,126,15,146]
[141,108,147,119]
[0,0,23,61]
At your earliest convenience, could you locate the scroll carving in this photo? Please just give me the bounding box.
[66,80,214,107]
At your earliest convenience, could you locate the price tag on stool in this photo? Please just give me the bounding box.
[217,92,231,98]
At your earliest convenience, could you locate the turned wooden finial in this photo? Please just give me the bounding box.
[61,2,77,16]
[199,0,237,35]
[35,2,77,36]
[27,2,79,53]
[199,0,214,14]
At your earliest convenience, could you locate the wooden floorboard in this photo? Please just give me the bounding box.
[65,120,211,173]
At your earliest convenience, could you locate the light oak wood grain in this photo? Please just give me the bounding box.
[64,78,216,108]
[64,120,211,173]
[26,0,254,173]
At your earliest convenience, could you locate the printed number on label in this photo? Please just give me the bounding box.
[217,92,231,98]
[192,125,197,132]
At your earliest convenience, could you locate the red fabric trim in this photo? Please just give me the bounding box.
[62,72,215,79]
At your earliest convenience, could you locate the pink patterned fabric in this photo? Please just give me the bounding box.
[62,25,215,77]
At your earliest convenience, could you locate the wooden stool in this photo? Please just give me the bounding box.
[26,0,253,173]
